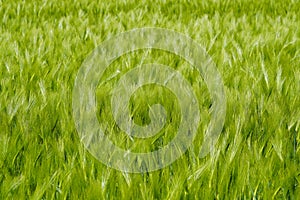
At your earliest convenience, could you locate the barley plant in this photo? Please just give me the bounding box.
[0,0,299,199]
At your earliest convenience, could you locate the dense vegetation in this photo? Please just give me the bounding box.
[0,0,299,199]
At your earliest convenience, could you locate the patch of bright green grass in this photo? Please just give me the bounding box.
[0,0,299,199]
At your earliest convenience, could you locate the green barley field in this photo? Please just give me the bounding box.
[1,0,300,199]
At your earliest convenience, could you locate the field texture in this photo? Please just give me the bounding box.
[0,0,300,199]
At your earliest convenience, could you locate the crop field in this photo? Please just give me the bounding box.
[0,0,299,199]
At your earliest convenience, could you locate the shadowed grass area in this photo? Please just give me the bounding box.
[0,0,299,199]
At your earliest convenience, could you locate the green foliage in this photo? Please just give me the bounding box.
[0,0,299,199]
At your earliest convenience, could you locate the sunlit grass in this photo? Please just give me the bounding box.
[0,0,299,199]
